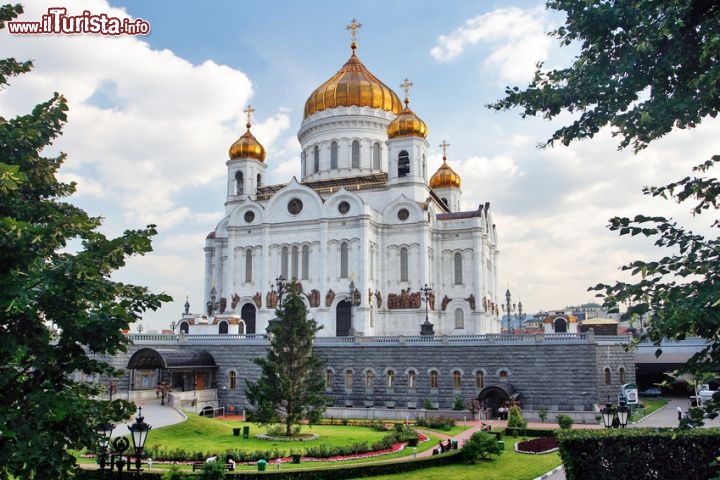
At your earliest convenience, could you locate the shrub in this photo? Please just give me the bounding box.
[161,465,186,480]
[453,395,465,411]
[461,431,502,464]
[516,437,558,454]
[416,415,456,430]
[556,414,574,430]
[506,405,527,436]
[200,460,226,480]
[538,406,548,422]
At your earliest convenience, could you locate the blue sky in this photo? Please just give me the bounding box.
[3,0,716,332]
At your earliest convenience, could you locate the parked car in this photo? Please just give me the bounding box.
[640,387,662,397]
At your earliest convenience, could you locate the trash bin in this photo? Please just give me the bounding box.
[497,440,505,450]
[257,459,267,471]
[242,426,250,439]
[451,439,458,450]
[233,428,241,436]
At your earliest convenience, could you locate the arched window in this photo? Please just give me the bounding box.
[301,245,310,280]
[291,246,299,280]
[325,369,333,390]
[454,309,465,329]
[351,140,360,168]
[499,369,509,380]
[331,141,338,169]
[398,150,410,177]
[365,370,375,390]
[257,173,263,188]
[453,371,462,389]
[245,248,252,283]
[281,246,289,278]
[619,367,626,384]
[180,321,189,334]
[454,252,463,284]
[387,370,395,388]
[400,247,408,282]
[229,370,237,390]
[345,370,353,390]
[475,371,484,389]
[604,367,611,385]
[340,242,349,278]
[430,371,439,389]
[313,145,320,173]
[373,142,381,169]
[235,171,244,195]
[219,321,229,334]
[408,371,416,389]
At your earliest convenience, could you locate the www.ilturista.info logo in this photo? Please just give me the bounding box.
[8,7,150,35]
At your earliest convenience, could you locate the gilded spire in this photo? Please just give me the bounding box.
[244,105,255,129]
[439,140,450,160]
[346,18,362,50]
[229,105,266,162]
[400,78,414,106]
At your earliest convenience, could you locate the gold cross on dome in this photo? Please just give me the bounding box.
[346,18,362,44]
[244,105,255,126]
[400,78,413,101]
[439,140,450,159]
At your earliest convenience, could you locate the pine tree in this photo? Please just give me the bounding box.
[245,282,328,436]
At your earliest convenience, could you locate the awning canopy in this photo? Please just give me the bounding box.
[127,348,217,370]
[478,383,519,401]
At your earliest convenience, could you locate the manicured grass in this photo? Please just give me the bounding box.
[357,437,562,480]
[145,414,394,456]
[631,397,668,422]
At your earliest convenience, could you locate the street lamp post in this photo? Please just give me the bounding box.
[517,301,526,334]
[601,400,630,428]
[128,407,152,472]
[419,284,434,336]
[501,289,516,333]
[95,421,115,472]
[170,320,177,334]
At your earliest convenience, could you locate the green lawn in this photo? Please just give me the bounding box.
[360,436,561,480]
[631,397,668,422]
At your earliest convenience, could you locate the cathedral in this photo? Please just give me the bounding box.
[196,21,501,338]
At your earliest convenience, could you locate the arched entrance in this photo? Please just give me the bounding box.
[336,300,351,337]
[477,384,519,419]
[126,348,217,393]
[554,318,568,333]
[241,303,256,334]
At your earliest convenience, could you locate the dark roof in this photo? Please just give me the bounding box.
[127,348,216,370]
[478,383,519,401]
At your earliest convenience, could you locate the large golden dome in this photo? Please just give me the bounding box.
[303,43,403,119]
[430,157,461,189]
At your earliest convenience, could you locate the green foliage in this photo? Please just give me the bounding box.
[461,431,502,464]
[245,282,328,436]
[538,407,548,422]
[557,428,720,480]
[452,395,465,411]
[199,460,226,480]
[161,465,186,480]
[0,5,170,479]
[489,0,720,420]
[556,414,574,430]
[506,405,527,434]
[416,415,456,430]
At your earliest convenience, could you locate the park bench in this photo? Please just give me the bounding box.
[192,462,235,471]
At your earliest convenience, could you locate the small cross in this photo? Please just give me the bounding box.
[346,18,362,44]
[439,140,450,159]
[244,105,255,126]
[400,78,413,101]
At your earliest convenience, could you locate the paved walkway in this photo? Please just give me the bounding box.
[109,399,187,438]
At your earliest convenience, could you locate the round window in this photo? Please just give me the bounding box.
[338,201,350,214]
[397,208,409,221]
[244,211,255,223]
[288,198,304,215]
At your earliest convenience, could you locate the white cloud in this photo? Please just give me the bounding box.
[430,7,552,83]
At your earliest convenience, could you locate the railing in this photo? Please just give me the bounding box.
[127,332,633,346]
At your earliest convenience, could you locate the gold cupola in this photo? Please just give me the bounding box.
[387,78,428,139]
[303,19,402,119]
[229,106,266,162]
[429,141,461,189]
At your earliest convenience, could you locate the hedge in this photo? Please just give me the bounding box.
[74,450,462,479]
[557,428,720,480]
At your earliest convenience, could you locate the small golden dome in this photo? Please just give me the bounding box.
[303,43,402,119]
[430,158,461,189]
[388,98,428,139]
[229,123,266,161]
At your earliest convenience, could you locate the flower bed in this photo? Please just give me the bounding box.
[515,436,558,454]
